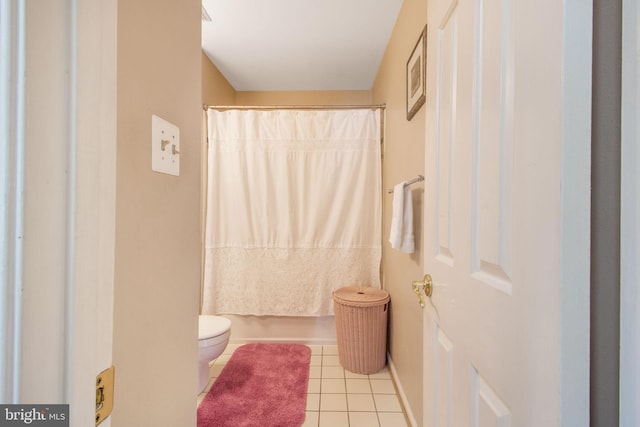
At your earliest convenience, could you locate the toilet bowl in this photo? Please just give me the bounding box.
[198,315,231,393]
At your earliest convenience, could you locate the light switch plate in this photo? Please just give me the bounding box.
[151,114,180,176]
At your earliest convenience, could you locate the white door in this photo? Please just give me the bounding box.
[420,0,591,425]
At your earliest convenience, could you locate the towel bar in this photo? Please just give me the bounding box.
[387,175,424,193]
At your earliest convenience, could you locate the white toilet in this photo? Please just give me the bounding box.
[198,315,231,393]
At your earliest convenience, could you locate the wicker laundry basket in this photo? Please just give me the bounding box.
[333,286,390,375]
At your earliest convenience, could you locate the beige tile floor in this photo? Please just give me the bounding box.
[198,343,410,427]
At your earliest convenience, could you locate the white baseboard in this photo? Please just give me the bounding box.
[387,352,418,427]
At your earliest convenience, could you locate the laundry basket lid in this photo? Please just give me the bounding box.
[333,286,389,307]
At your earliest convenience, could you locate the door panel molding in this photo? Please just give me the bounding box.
[436,328,454,426]
[470,0,514,295]
[434,1,459,267]
[470,368,512,427]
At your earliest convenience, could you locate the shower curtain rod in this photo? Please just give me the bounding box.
[203,104,386,111]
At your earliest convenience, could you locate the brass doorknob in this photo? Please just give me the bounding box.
[412,274,433,308]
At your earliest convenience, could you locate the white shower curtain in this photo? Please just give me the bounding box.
[202,108,381,316]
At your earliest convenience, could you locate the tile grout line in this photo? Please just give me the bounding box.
[342,360,349,424]
[319,346,323,427]
[368,374,380,427]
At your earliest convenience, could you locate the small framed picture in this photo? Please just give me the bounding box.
[406,25,427,121]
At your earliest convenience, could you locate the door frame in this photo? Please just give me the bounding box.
[0,0,26,403]
[1,1,117,424]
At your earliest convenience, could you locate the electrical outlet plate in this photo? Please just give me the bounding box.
[151,114,180,176]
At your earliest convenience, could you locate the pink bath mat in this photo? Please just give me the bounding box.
[197,343,311,427]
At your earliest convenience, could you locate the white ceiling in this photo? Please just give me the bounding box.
[201,0,403,91]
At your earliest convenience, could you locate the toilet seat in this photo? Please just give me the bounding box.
[199,315,231,340]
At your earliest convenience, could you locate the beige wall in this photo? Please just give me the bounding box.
[202,53,236,106]
[112,1,202,425]
[202,57,372,108]
[372,0,428,424]
[236,90,371,105]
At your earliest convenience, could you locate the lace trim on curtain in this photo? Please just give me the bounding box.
[202,247,381,317]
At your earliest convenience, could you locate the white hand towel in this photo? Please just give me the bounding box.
[389,182,406,249]
[399,186,414,253]
[389,182,415,253]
